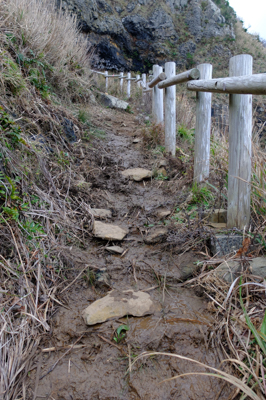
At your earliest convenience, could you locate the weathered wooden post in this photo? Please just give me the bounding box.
[142,73,146,89]
[136,74,140,88]
[164,62,176,156]
[227,54,253,229]
[152,65,164,125]
[193,64,213,183]
[120,72,124,93]
[105,70,108,92]
[126,72,131,98]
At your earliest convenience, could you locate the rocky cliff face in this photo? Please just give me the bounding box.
[58,0,235,71]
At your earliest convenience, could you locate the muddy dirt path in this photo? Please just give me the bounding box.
[28,106,230,399]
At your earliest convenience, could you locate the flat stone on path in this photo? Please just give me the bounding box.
[215,257,266,283]
[121,168,153,181]
[93,221,128,241]
[90,208,112,219]
[144,226,168,244]
[82,290,161,325]
[106,246,124,254]
[157,209,171,219]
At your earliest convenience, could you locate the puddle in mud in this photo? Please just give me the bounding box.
[28,108,230,399]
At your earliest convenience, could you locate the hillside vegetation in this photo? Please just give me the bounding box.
[0,1,94,398]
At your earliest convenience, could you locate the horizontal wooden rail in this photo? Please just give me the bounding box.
[148,72,166,88]
[143,88,153,93]
[91,70,106,75]
[187,73,266,94]
[158,68,200,89]
[126,78,137,81]
[106,74,121,78]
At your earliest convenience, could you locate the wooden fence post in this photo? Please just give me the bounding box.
[152,65,164,125]
[142,73,146,89]
[127,72,131,98]
[120,72,124,93]
[227,54,253,229]
[193,64,213,183]
[105,71,108,92]
[164,62,176,156]
[136,74,140,88]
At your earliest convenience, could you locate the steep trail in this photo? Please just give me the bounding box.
[28,105,231,400]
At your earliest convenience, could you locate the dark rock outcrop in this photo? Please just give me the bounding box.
[58,0,235,71]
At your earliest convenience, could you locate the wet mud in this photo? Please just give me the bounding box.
[28,107,230,399]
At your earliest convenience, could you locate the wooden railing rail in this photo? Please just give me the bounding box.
[187,72,266,94]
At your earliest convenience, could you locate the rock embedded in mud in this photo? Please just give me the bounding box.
[93,221,128,241]
[106,246,124,254]
[159,159,168,167]
[82,289,161,325]
[215,257,266,283]
[157,209,171,219]
[90,208,112,219]
[144,226,168,244]
[121,168,153,181]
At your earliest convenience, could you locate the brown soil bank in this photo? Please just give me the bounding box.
[27,105,231,400]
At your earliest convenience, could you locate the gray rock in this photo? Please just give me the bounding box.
[115,5,123,14]
[127,2,136,12]
[210,234,243,256]
[106,246,124,254]
[58,0,235,71]
[93,221,128,241]
[62,118,77,143]
[82,289,161,325]
[180,264,198,280]
[95,268,111,288]
[159,160,168,167]
[90,208,112,219]
[133,138,141,143]
[98,93,129,110]
[144,227,168,244]
[121,168,153,181]
[215,257,266,283]
[157,210,171,219]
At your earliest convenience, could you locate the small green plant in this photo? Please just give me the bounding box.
[21,219,45,240]
[78,109,90,124]
[186,53,195,68]
[83,268,95,285]
[201,1,208,11]
[177,125,194,144]
[16,50,53,98]
[126,105,134,114]
[155,172,168,181]
[191,183,213,207]
[55,151,70,167]
[113,324,129,343]
[152,145,165,156]
[2,55,26,95]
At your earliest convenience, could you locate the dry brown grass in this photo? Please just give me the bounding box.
[1,0,91,99]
